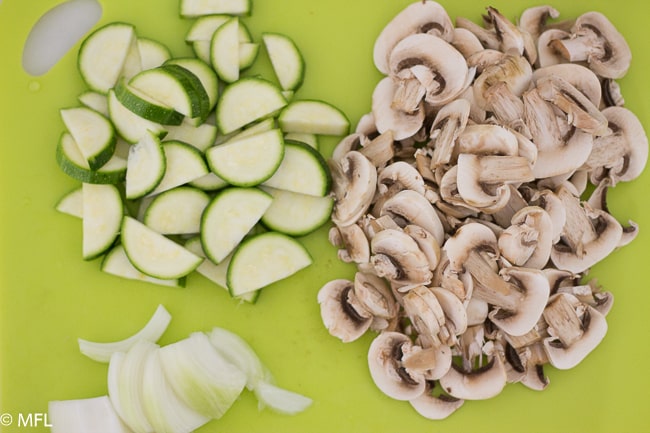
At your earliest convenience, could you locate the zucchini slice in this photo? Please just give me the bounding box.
[261,186,333,236]
[125,131,166,200]
[215,77,287,134]
[56,132,127,184]
[210,17,240,83]
[60,106,116,170]
[262,140,331,196]
[262,32,304,91]
[278,99,350,136]
[206,129,284,187]
[121,216,203,279]
[137,37,171,70]
[149,141,209,196]
[56,187,83,218]
[82,183,123,260]
[200,187,272,264]
[144,186,210,235]
[227,232,312,297]
[107,89,166,144]
[180,0,251,17]
[101,245,184,288]
[114,79,185,125]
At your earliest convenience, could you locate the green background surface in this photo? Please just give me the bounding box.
[1,0,649,432]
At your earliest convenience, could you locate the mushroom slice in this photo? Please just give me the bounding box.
[331,133,364,164]
[532,63,602,107]
[583,106,649,184]
[473,55,532,112]
[367,331,427,400]
[542,293,608,369]
[370,228,432,287]
[428,98,471,168]
[535,75,608,136]
[518,5,561,41]
[549,11,631,79]
[317,279,372,343]
[536,28,570,67]
[550,186,623,273]
[438,355,507,400]
[586,178,639,248]
[359,130,396,169]
[455,16,501,50]
[498,206,554,269]
[380,189,445,245]
[455,124,519,157]
[377,161,426,196]
[373,0,454,74]
[431,287,468,338]
[388,33,469,108]
[372,77,425,141]
[329,223,370,264]
[486,6,525,55]
[525,188,567,244]
[354,271,398,321]
[330,151,377,227]
[456,154,533,213]
[451,27,484,59]
[514,342,550,391]
[405,225,441,271]
[409,382,464,420]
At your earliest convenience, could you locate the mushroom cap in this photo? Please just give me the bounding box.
[367,331,426,400]
[444,222,499,272]
[543,297,608,369]
[377,161,426,196]
[317,279,372,343]
[438,355,507,400]
[518,5,561,40]
[373,0,455,74]
[488,267,551,336]
[370,228,433,286]
[380,189,445,245]
[409,383,464,420]
[388,33,469,107]
[330,151,378,227]
[531,129,594,179]
[372,77,425,141]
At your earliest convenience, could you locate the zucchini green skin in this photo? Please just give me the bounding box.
[113,79,185,125]
[56,132,126,184]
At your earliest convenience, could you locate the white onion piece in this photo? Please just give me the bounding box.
[254,381,313,415]
[110,340,157,433]
[207,327,273,390]
[48,395,132,433]
[78,304,172,362]
[159,332,247,419]
[141,349,210,433]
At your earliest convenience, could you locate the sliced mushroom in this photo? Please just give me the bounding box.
[549,11,632,79]
[388,33,469,108]
[542,293,608,369]
[438,355,507,400]
[317,279,372,342]
[455,16,501,50]
[330,151,378,227]
[532,63,602,107]
[373,0,455,74]
[405,225,442,271]
[485,6,525,55]
[331,133,364,164]
[550,186,623,273]
[367,331,427,400]
[586,178,639,248]
[409,382,464,420]
[380,189,445,245]
[455,123,520,157]
[473,55,533,114]
[403,285,447,345]
[451,27,484,59]
[370,228,432,287]
[498,206,554,268]
[536,28,570,67]
[359,130,396,169]
[372,77,426,141]
[329,223,370,264]
[354,271,398,321]
[377,160,426,196]
[518,5,560,41]
[428,98,471,168]
[583,106,649,184]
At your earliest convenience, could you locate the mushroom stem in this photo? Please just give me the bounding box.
[464,250,519,311]
[468,155,534,183]
[549,34,602,63]
[543,293,584,347]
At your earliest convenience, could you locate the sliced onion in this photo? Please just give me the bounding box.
[78,304,172,362]
[158,332,247,419]
[254,381,313,415]
[109,340,157,433]
[207,327,273,390]
[141,349,210,433]
[48,395,132,433]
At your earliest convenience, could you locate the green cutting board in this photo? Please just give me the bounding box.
[1,0,649,432]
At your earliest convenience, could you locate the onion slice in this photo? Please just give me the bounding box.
[49,395,132,433]
[78,304,172,362]
[254,381,313,415]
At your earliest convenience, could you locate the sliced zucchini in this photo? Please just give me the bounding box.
[114,79,184,125]
[284,132,318,149]
[278,100,350,136]
[165,58,219,111]
[137,38,171,70]
[262,32,304,91]
[149,140,209,196]
[144,187,210,235]
[216,78,287,134]
[78,90,108,116]
[162,64,212,122]
[121,216,203,279]
[184,237,259,303]
[82,183,123,260]
[210,17,240,83]
[180,0,251,17]
[186,15,231,41]
[125,130,166,200]
[108,90,166,144]
[214,117,275,145]
[60,106,116,170]
[206,129,284,187]
[262,140,331,196]
[164,119,218,152]
[227,232,312,296]
[77,22,136,93]
[120,34,143,81]
[101,245,184,287]
[56,132,127,184]
[261,186,333,236]
[56,187,83,218]
[200,187,272,264]
[238,42,259,70]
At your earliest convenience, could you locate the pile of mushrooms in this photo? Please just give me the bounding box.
[318,1,648,420]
